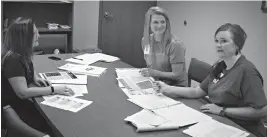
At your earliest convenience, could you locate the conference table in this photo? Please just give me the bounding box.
[32,53,255,137]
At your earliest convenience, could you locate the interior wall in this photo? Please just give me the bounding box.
[158,1,267,95]
[73,1,99,50]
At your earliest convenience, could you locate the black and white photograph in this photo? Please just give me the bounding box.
[1,0,267,137]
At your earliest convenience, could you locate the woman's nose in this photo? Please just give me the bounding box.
[215,43,222,48]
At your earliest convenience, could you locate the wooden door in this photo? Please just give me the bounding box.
[98,1,156,68]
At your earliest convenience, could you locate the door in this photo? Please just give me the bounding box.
[98,1,157,68]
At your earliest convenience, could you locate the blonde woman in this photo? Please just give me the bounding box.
[140,7,188,87]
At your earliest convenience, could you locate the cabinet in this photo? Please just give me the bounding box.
[2,1,73,53]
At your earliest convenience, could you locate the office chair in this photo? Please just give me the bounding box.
[188,58,213,103]
[2,105,50,137]
[188,58,213,87]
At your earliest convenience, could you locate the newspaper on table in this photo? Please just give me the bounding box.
[41,95,92,113]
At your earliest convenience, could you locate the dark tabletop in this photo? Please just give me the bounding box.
[32,54,255,137]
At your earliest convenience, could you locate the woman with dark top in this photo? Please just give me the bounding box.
[154,23,267,137]
[140,7,188,87]
[1,17,74,133]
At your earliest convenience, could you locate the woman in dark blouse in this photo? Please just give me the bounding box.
[154,23,267,137]
[1,17,74,132]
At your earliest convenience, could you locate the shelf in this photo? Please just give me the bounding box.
[38,27,72,34]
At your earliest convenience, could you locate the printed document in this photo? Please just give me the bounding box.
[41,95,92,113]
[183,119,250,137]
[58,63,107,77]
[128,94,180,110]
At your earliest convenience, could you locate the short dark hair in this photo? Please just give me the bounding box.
[215,23,247,52]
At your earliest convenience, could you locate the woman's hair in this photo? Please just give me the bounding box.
[143,6,172,47]
[211,23,247,79]
[1,17,34,70]
[214,23,247,55]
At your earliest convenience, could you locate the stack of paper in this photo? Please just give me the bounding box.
[128,95,180,110]
[125,94,215,132]
[183,119,250,137]
[154,104,212,127]
[47,74,87,85]
[65,53,119,65]
[124,109,179,132]
[115,68,157,98]
[58,63,107,77]
[41,95,93,113]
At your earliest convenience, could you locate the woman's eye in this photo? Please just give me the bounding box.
[221,40,227,43]
[215,40,218,43]
[161,21,166,24]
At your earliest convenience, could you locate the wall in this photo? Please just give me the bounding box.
[158,1,267,95]
[73,1,99,50]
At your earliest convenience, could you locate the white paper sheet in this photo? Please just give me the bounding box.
[66,53,119,65]
[41,95,92,113]
[58,63,107,77]
[50,75,87,85]
[183,119,249,137]
[115,68,143,77]
[154,104,212,127]
[128,94,180,110]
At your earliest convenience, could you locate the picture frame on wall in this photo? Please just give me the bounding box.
[262,0,267,12]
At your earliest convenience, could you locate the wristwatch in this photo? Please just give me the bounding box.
[220,107,227,117]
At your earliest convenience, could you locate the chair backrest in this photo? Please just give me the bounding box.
[34,34,67,54]
[188,58,213,87]
[3,105,48,137]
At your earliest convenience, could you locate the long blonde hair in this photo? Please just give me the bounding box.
[143,7,172,47]
[1,17,34,70]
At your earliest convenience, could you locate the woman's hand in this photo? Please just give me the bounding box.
[140,68,159,77]
[200,103,223,115]
[34,76,51,87]
[153,81,176,97]
[54,85,75,96]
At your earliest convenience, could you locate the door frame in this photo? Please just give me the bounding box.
[97,1,104,50]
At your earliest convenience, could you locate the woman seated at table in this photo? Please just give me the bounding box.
[140,6,188,87]
[1,17,74,133]
[154,23,267,137]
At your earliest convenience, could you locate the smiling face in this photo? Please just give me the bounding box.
[214,30,238,59]
[150,14,166,35]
